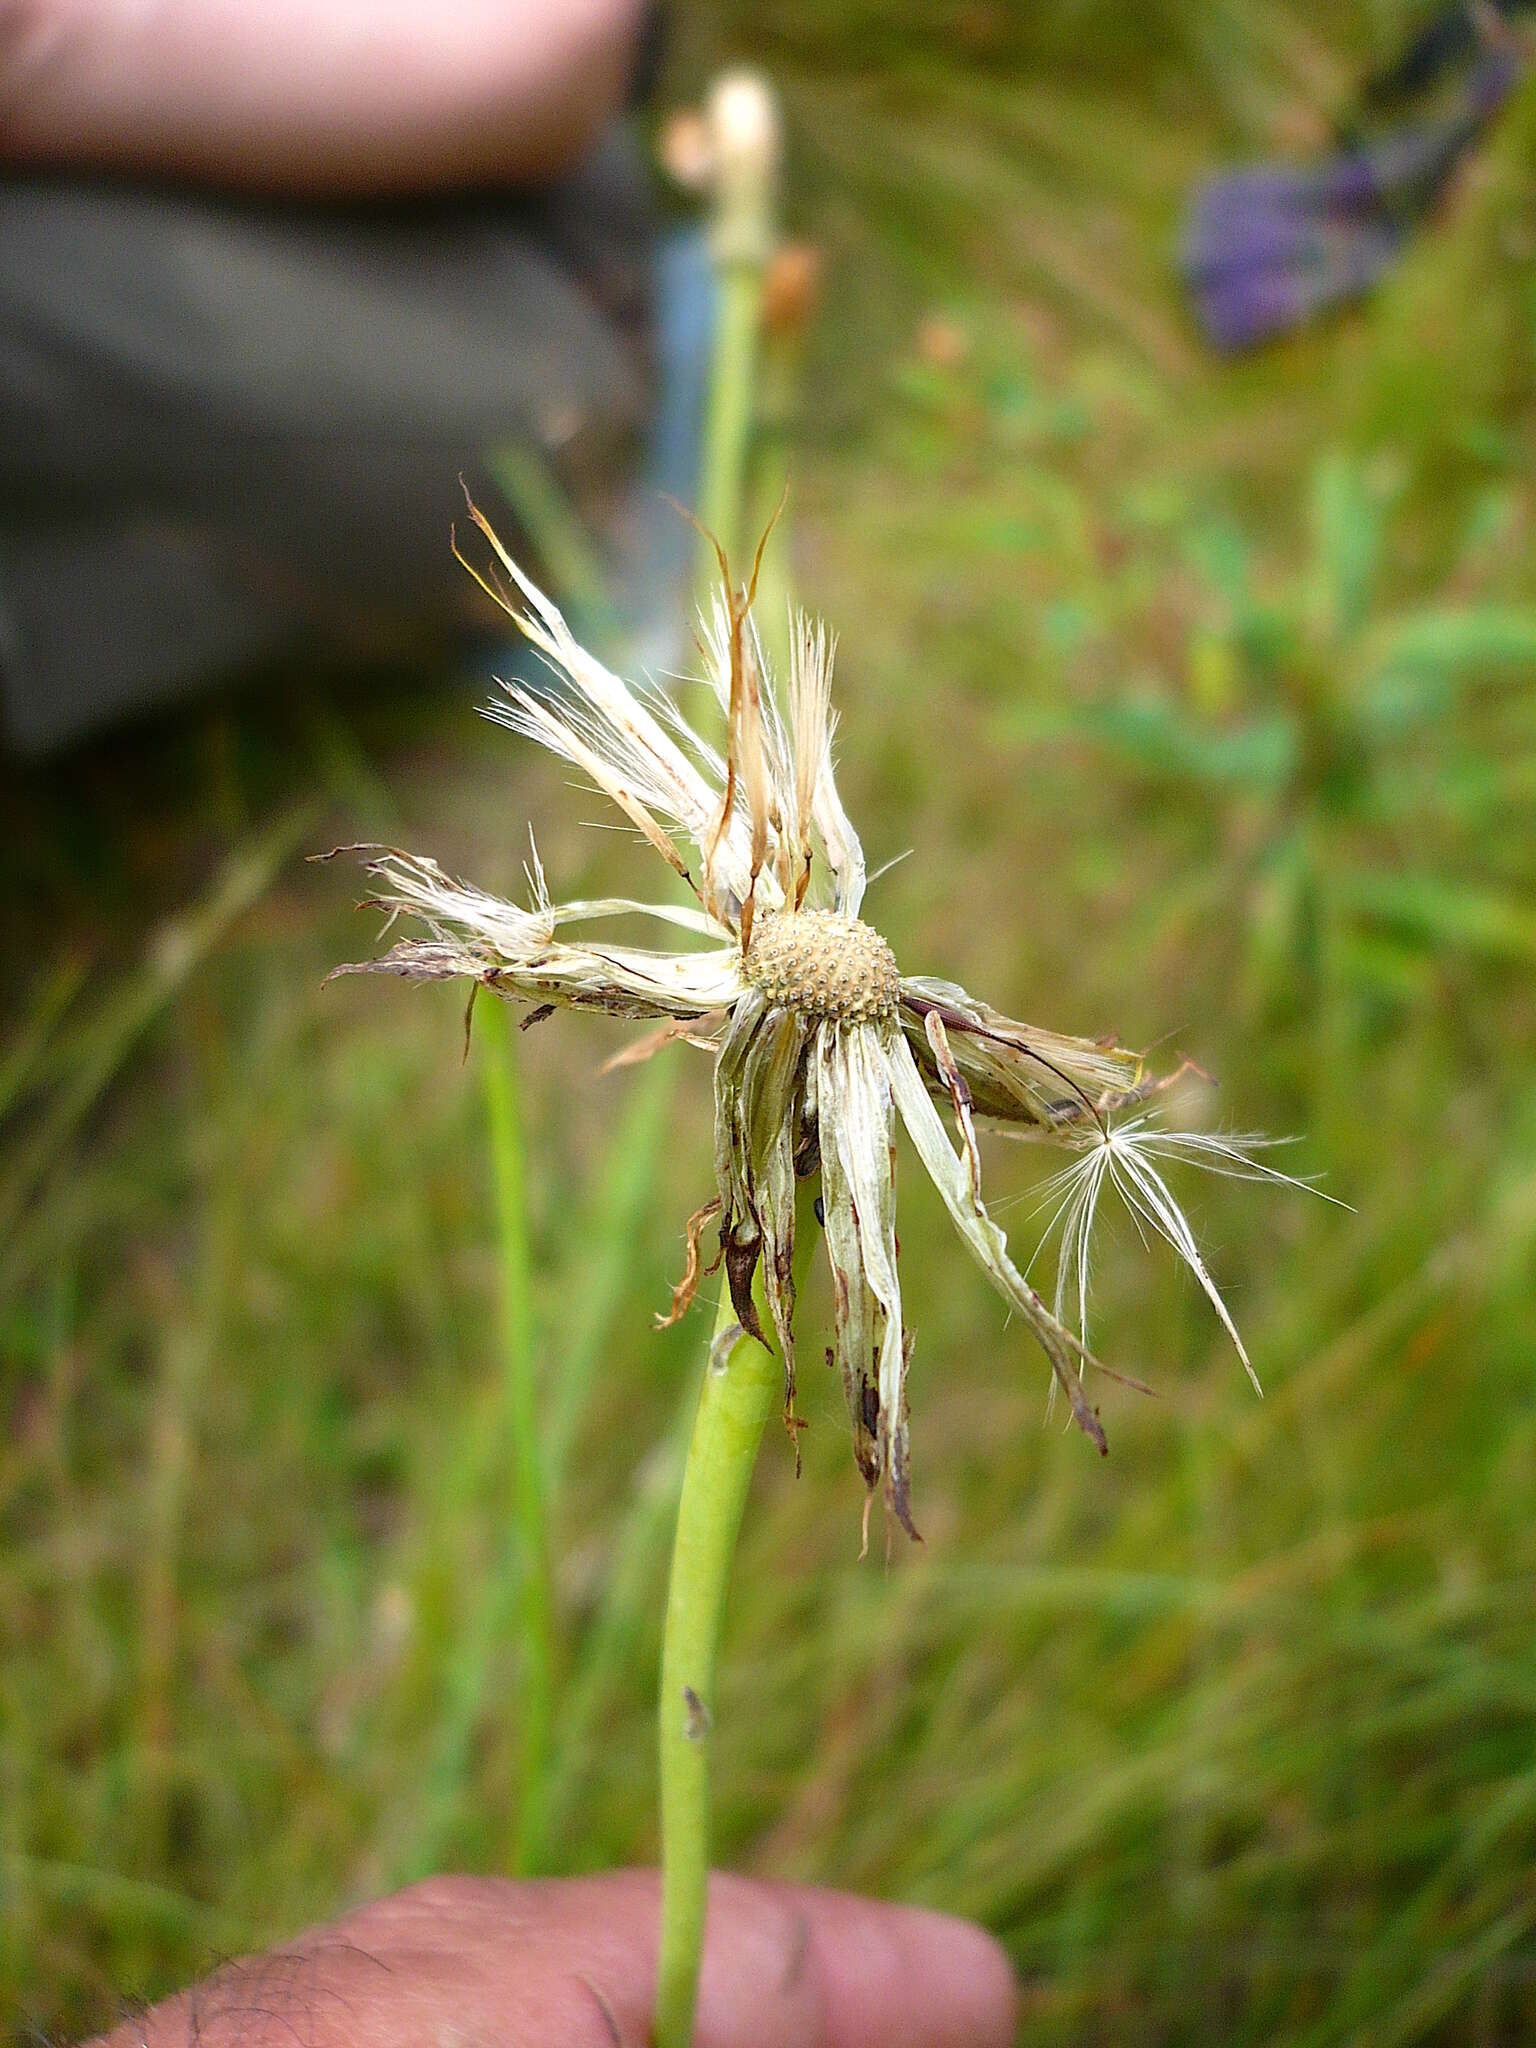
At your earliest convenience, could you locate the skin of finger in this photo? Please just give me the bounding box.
[89,1869,1017,2048]
[691,1872,1018,2048]
[88,1876,632,2048]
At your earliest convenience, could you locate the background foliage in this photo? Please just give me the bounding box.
[5,5,1536,2041]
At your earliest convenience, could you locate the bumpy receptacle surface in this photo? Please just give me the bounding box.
[744,908,900,1023]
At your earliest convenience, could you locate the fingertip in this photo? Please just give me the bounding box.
[916,1905,1019,2045]
[807,1891,1019,2048]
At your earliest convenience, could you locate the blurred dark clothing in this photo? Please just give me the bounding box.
[0,131,657,752]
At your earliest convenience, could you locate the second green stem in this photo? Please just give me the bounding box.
[479,996,552,1874]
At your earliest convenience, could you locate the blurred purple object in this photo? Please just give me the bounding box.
[1181,50,1520,350]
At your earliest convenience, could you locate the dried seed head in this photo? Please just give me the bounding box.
[339,520,1312,1534]
[744,907,899,1023]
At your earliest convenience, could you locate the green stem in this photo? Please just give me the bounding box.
[696,257,767,576]
[654,1285,780,2048]
[746,249,815,685]
[478,996,553,1874]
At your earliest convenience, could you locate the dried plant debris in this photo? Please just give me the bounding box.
[327,498,1328,1540]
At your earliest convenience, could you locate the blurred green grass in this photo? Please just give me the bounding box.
[5,5,1536,2041]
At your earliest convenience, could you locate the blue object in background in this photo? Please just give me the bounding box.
[623,225,717,671]
[1181,16,1524,351]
